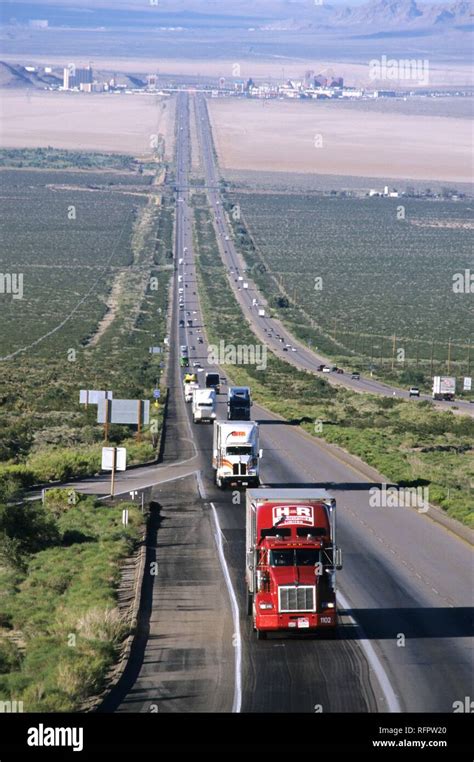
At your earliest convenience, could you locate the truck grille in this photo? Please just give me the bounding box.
[232,463,247,475]
[278,586,316,613]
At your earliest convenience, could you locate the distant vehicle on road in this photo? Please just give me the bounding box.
[258,309,265,317]
[336,368,344,374]
[192,388,216,423]
[184,381,199,403]
[322,366,331,373]
[351,371,360,380]
[205,372,221,394]
[227,387,252,420]
[317,364,325,372]
[432,376,456,401]
[213,421,261,489]
[409,387,420,397]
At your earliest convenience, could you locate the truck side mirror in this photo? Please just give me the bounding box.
[335,548,343,570]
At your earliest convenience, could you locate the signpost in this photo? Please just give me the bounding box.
[463,377,472,392]
[149,346,162,354]
[102,446,126,497]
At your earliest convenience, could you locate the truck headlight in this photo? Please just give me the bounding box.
[322,602,335,609]
[259,602,273,610]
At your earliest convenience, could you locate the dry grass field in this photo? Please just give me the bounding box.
[208,98,473,182]
[0,91,176,159]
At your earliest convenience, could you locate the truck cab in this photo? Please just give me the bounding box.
[205,372,221,394]
[246,489,342,638]
[192,388,217,423]
[227,386,252,420]
[213,421,261,489]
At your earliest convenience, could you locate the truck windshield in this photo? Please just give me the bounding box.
[269,549,320,566]
[198,402,211,407]
[226,446,252,455]
[206,375,219,385]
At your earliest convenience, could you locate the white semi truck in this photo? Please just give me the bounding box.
[432,376,456,401]
[192,388,217,423]
[212,421,262,489]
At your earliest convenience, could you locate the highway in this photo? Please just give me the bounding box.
[193,94,474,418]
[81,92,472,714]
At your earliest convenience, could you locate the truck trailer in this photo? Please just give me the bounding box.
[213,421,262,489]
[432,376,456,401]
[245,489,342,638]
[192,388,216,423]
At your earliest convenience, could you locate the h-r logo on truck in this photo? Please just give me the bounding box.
[273,505,314,525]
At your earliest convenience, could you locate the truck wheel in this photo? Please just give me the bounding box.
[257,630,267,640]
[246,592,253,616]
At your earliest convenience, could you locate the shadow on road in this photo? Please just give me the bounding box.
[337,607,473,640]
[265,481,396,491]
[97,501,162,713]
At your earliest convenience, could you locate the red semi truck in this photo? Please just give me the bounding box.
[246,489,342,639]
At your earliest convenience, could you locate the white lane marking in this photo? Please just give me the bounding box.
[196,471,206,499]
[210,501,242,714]
[337,590,401,713]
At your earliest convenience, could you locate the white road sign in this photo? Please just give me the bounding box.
[97,399,150,425]
[80,390,113,405]
[101,447,127,472]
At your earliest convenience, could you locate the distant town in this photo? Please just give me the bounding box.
[15,62,474,101]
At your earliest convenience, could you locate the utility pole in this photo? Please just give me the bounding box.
[391,334,396,371]
[447,337,452,374]
[430,338,434,377]
[467,339,471,375]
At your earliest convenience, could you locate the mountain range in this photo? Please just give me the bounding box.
[5,0,473,31]
[259,0,473,32]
